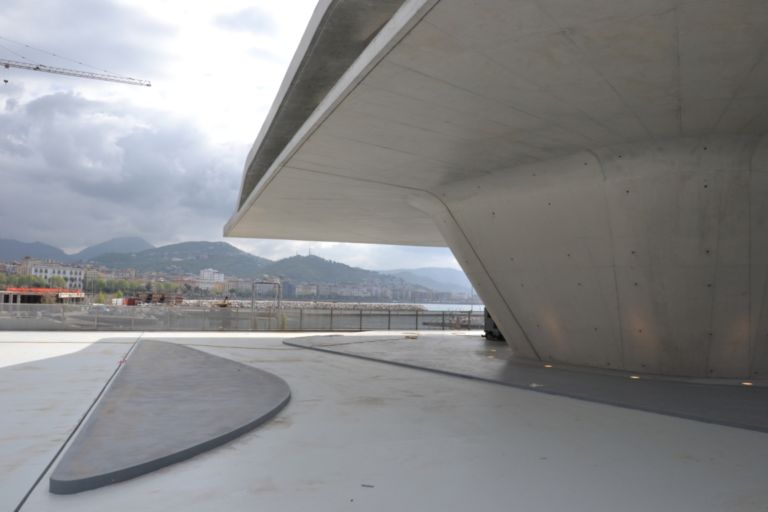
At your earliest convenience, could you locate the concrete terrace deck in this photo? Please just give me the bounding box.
[2,331,768,511]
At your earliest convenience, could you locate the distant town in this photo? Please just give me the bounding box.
[0,237,480,306]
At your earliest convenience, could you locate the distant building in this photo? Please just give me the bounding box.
[104,268,136,280]
[19,260,84,289]
[224,278,252,294]
[198,268,225,290]
[295,284,317,298]
[1,287,84,304]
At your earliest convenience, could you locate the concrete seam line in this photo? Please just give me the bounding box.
[13,332,144,512]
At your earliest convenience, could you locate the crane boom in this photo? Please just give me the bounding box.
[1,58,151,87]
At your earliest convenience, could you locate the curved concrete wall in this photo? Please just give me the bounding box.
[227,0,768,379]
[429,136,768,378]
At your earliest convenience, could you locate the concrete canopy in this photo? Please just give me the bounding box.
[226,0,768,378]
[226,0,768,245]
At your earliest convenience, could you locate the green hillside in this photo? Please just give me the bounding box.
[262,255,389,284]
[93,242,271,278]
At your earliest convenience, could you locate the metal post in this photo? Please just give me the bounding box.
[250,281,256,331]
[415,309,419,330]
[467,310,472,330]
[359,309,363,331]
[387,309,391,330]
[442,311,446,331]
[329,307,334,331]
[251,281,255,315]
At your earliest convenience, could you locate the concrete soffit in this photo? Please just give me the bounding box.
[225,0,441,236]
[234,0,414,210]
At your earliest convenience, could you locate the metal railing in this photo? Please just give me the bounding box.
[0,304,485,332]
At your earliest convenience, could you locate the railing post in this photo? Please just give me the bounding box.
[467,310,471,330]
[359,309,363,331]
[387,309,391,330]
[330,307,334,331]
[299,308,304,331]
[415,309,419,330]
[442,311,446,330]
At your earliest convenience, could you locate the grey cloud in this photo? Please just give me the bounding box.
[216,8,275,34]
[0,91,245,250]
[0,0,172,79]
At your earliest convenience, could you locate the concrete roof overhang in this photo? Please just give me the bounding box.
[225,0,768,245]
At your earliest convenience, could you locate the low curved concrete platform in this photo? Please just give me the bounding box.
[49,340,290,495]
[285,333,768,433]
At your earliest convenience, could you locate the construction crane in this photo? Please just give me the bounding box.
[1,58,151,87]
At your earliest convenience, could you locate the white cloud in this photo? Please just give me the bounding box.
[0,0,462,272]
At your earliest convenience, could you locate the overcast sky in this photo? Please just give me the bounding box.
[0,0,459,270]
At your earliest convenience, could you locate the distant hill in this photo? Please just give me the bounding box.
[1,237,454,292]
[0,237,155,263]
[0,238,70,262]
[72,237,154,261]
[262,255,398,284]
[92,241,272,278]
[94,246,415,287]
[384,267,473,294]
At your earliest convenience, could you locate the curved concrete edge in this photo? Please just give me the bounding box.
[225,0,440,238]
[49,393,290,495]
[283,337,768,434]
[237,0,408,208]
[49,340,291,495]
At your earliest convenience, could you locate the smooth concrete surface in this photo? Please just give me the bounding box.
[49,340,290,494]
[426,136,768,379]
[286,332,768,433]
[225,0,768,378]
[0,333,137,511]
[237,0,407,208]
[1,332,768,511]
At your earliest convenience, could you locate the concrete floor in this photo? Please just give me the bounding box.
[287,333,768,432]
[2,331,768,511]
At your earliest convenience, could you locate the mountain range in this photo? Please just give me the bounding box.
[0,237,155,263]
[0,238,474,295]
[92,241,271,278]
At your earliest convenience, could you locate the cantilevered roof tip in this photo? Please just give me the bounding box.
[236,0,407,209]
